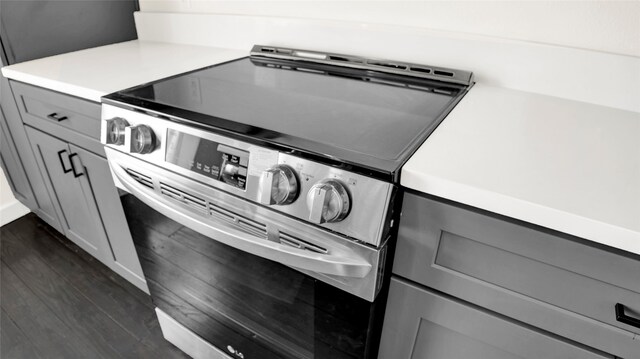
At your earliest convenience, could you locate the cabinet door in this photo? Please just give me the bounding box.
[379,277,614,359]
[70,144,148,292]
[25,127,111,262]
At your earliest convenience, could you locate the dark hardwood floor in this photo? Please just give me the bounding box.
[0,213,190,359]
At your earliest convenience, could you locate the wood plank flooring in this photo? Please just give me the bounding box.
[0,213,189,359]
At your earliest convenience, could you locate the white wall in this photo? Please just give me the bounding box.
[138,1,640,58]
[135,10,640,112]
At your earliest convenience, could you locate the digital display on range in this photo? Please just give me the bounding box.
[165,129,249,189]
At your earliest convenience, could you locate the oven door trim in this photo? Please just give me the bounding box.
[107,148,385,301]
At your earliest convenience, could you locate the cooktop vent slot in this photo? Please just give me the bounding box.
[410,66,432,74]
[279,232,328,254]
[328,55,363,64]
[126,168,154,189]
[159,182,207,213]
[368,61,407,70]
[433,70,455,77]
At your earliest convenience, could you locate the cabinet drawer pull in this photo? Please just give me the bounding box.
[615,303,640,329]
[57,150,72,174]
[68,153,84,178]
[47,112,68,121]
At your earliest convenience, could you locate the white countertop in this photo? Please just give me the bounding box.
[3,41,638,255]
[1,40,246,102]
[402,84,640,255]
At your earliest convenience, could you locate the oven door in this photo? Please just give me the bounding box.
[107,148,387,359]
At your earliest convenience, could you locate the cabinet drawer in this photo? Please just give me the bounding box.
[379,277,612,359]
[394,192,640,358]
[11,81,101,141]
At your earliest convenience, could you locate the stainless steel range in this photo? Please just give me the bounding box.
[100,45,473,359]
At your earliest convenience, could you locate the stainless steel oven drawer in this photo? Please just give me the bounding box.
[11,81,103,154]
[393,192,640,359]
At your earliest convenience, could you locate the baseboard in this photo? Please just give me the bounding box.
[0,199,30,227]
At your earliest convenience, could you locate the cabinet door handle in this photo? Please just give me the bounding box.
[47,112,68,122]
[615,303,640,329]
[57,150,72,174]
[68,153,84,178]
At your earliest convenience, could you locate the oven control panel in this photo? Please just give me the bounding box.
[164,129,249,190]
[101,104,394,246]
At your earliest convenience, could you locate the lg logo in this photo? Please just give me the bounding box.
[227,345,245,359]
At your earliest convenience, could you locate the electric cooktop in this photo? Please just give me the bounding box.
[103,45,474,181]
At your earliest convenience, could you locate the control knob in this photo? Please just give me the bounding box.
[104,117,129,145]
[306,179,350,223]
[258,165,298,205]
[125,125,156,154]
[220,161,243,187]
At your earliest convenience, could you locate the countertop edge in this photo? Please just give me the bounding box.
[2,67,104,102]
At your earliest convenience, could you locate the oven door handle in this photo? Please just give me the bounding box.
[111,162,373,278]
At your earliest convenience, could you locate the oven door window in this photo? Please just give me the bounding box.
[121,194,376,359]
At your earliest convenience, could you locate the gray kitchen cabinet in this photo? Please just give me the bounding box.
[24,126,147,291]
[12,81,149,293]
[0,1,145,288]
[381,192,640,359]
[0,63,62,231]
[378,277,614,359]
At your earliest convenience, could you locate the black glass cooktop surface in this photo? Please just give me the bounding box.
[105,57,470,180]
